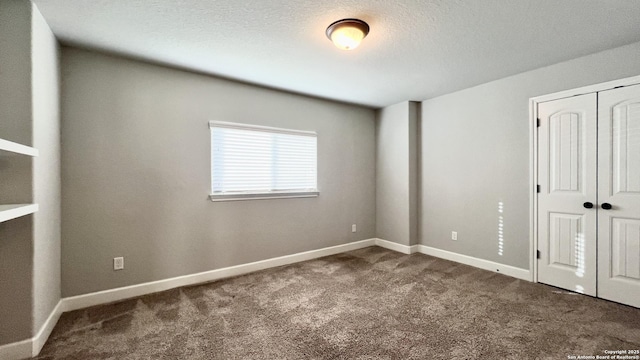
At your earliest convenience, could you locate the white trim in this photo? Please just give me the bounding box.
[0,338,31,360]
[209,121,317,137]
[0,239,534,359]
[32,300,63,356]
[531,75,640,103]
[60,239,531,313]
[210,191,319,202]
[374,238,419,254]
[61,239,377,312]
[373,239,530,281]
[0,300,63,360]
[417,245,531,281]
[0,138,39,157]
[528,74,640,285]
[529,98,539,283]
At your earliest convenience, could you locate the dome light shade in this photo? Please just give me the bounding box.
[326,19,370,50]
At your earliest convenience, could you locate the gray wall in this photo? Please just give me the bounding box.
[375,101,418,246]
[0,0,32,146]
[420,40,640,269]
[61,48,376,297]
[0,0,34,345]
[32,3,61,334]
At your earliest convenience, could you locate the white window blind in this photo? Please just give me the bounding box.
[210,121,318,201]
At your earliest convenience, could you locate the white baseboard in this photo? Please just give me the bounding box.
[0,238,532,360]
[32,300,63,356]
[61,238,377,313]
[374,238,419,254]
[417,245,531,281]
[60,240,530,315]
[0,300,63,360]
[0,239,377,360]
[373,238,530,281]
[0,338,30,360]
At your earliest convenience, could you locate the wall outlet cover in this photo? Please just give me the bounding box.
[113,257,124,270]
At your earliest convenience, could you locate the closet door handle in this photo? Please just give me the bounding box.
[583,202,594,209]
[601,203,613,210]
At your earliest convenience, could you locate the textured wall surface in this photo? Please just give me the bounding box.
[420,41,640,270]
[61,48,376,297]
[32,2,61,336]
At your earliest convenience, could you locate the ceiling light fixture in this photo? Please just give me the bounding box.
[325,18,370,51]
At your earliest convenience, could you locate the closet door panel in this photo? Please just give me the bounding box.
[611,98,640,195]
[537,93,597,296]
[598,83,640,308]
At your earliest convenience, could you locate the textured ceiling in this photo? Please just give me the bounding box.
[32,0,640,108]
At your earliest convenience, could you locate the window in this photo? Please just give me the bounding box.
[209,121,318,201]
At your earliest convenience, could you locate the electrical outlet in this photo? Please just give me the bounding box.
[451,231,458,241]
[113,257,124,270]
[351,224,357,233]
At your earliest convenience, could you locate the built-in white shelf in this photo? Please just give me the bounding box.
[0,204,39,223]
[0,138,39,157]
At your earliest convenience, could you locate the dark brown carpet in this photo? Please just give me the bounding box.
[35,247,640,359]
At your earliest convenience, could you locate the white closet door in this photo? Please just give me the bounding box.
[538,93,598,295]
[597,84,640,308]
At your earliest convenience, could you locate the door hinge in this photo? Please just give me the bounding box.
[536,250,541,259]
[536,118,540,127]
[536,185,540,193]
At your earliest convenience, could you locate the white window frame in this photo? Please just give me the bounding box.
[209,121,319,202]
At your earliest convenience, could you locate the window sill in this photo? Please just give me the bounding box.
[209,191,319,202]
